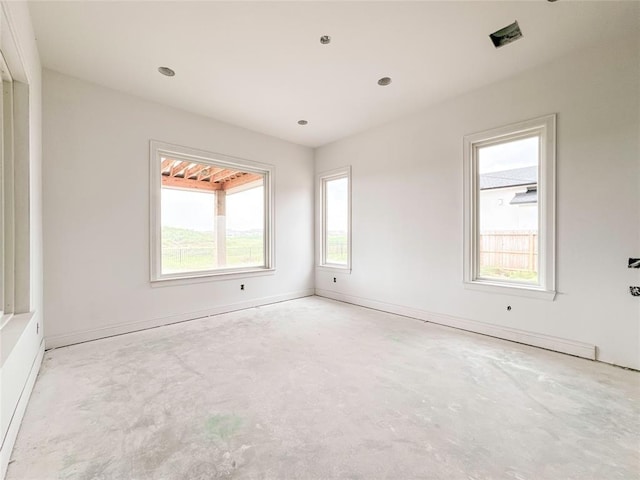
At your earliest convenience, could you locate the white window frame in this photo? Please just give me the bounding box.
[0,53,12,324]
[317,166,351,272]
[463,114,556,300]
[150,140,275,284]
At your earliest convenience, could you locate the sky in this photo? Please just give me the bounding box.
[326,177,348,232]
[162,178,347,233]
[162,186,264,232]
[227,187,264,231]
[478,135,538,174]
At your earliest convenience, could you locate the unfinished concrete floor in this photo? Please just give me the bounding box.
[7,296,640,479]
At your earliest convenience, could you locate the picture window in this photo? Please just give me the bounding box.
[150,141,274,282]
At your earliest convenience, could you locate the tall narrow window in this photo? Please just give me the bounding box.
[318,166,351,270]
[0,55,14,323]
[464,115,556,299]
[150,142,274,282]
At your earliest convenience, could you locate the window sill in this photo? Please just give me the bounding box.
[0,312,12,330]
[151,268,275,288]
[1,311,37,363]
[464,280,556,301]
[316,264,351,274]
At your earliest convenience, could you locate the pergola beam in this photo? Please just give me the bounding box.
[200,167,224,181]
[222,173,263,191]
[184,164,209,179]
[170,161,190,177]
[161,158,174,171]
[162,161,263,193]
[209,169,237,183]
[162,175,221,191]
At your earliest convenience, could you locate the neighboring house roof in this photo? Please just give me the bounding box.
[510,186,538,205]
[480,166,537,190]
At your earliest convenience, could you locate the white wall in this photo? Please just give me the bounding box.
[42,70,314,347]
[0,3,44,479]
[315,37,640,369]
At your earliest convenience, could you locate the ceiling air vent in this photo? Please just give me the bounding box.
[489,21,523,48]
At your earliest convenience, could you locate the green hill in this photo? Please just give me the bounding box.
[161,226,215,248]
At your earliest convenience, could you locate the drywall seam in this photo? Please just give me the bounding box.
[45,289,315,349]
[0,339,44,480]
[315,289,596,360]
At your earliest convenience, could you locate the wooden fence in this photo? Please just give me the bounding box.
[479,231,538,273]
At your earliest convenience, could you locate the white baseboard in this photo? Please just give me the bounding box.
[0,340,44,480]
[315,289,596,360]
[46,289,315,349]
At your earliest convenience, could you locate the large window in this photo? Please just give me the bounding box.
[150,141,274,282]
[0,53,29,323]
[0,60,12,321]
[318,166,351,270]
[463,115,556,299]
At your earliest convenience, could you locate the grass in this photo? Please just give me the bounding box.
[162,226,264,273]
[326,232,347,264]
[162,228,350,272]
[162,226,215,248]
[162,228,535,280]
[479,266,538,283]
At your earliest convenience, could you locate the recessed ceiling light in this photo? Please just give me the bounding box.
[320,35,331,45]
[158,66,175,77]
[298,120,308,126]
[378,77,392,86]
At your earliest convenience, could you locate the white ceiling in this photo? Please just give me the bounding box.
[29,1,639,148]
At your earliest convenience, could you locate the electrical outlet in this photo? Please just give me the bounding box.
[629,258,640,268]
[240,284,245,291]
[333,277,336,283]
